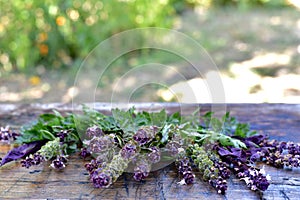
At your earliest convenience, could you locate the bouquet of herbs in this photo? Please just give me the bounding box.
[0,106,299,195]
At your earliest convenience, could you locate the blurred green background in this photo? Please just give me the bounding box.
[0,0,299,103]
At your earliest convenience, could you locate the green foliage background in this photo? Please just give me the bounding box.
[0,0,288,74]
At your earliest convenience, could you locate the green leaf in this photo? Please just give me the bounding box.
[234,122,257,138]
[210,117,223,132]
[115,135,124,147]
[40,130,56,140]
[134,111,151,126]
[234,123,248,138]
[46,117,61,127]
[39,113,57,122]
[182,130,203,138]
[112,108,137,135]
[201,111,213,128]
[247,130,257,137]
[182,107,200,128]
[149,109,167,127]
[161,124,172,143]
[167,111,181,124]
[66,143,78,154]
[222,112,237,134]
[218,134,247,149]
[52,110,63,118]
[16,129,44,143]
[67,132,79,143]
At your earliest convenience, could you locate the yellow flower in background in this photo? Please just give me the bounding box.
[56,16,66,26]
[29,76,41,85]
[39,44,49,55]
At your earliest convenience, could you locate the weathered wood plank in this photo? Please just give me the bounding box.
[1,103,300,199]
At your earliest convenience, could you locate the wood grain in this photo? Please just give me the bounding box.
[1,103,300,199]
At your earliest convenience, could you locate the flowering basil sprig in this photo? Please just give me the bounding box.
[0,126,19,143]
[89,140,140,188]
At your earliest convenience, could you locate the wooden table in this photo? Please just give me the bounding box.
[0,103,300,199]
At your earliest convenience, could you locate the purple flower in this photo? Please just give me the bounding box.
[217,146,242,158]
[133,126,158,146]
[0,126,19,142]
[209,178,228,195]
[250,152,261,162]
[133,129,148,145]
[57,130,69,142]
[90,170,112,188]
[177,157,192,174]
[210,157,231,180]
[287,155,300,168]
[121,142,137,160]
[32,153,45,165]
[87,135,114,153]
[50,156,67,170]
[190,144,229,192]
[176,157,195,185]
[183,171,195,185]
[85,159,106,174]
[133,163,150,181]
[21,157,34,168]
[133,155,152,182]
[85,161,97,173]
[257,138,300,168]
[165,141,181,157]
[20,153,45,168]
[79,147,91,159]
[86,125,104,138]
[224,156,270,191]
[148,147,161,164]
[256,176,270,191]
[287,142,300,155]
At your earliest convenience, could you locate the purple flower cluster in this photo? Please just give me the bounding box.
[218,150,270,191]
[231,158,270,191]
[238,135,300,169]
[208,152,231,180]
[85,160,98,173]
[210,178,228,194]
[207,153,231,194]
[133,126,159,146]
[86,125,104,138]
[90,170,112,188]
[79,147,91,159]
[121,142,138,160]
[176,157,195,185]
[133,159,151,181]
[87,135,114,154]
[0,126,19,142]
[86,139,141,188]
[165,141,181,157]
[148,147,161,164]
[21,153,45,168]
[50,156,68,170]
[259,139,300,168]
[56,130,69,142]
[90,154,128,187]
[85,156,107,174]
[133,148,161,181]
[190,144,229,194]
